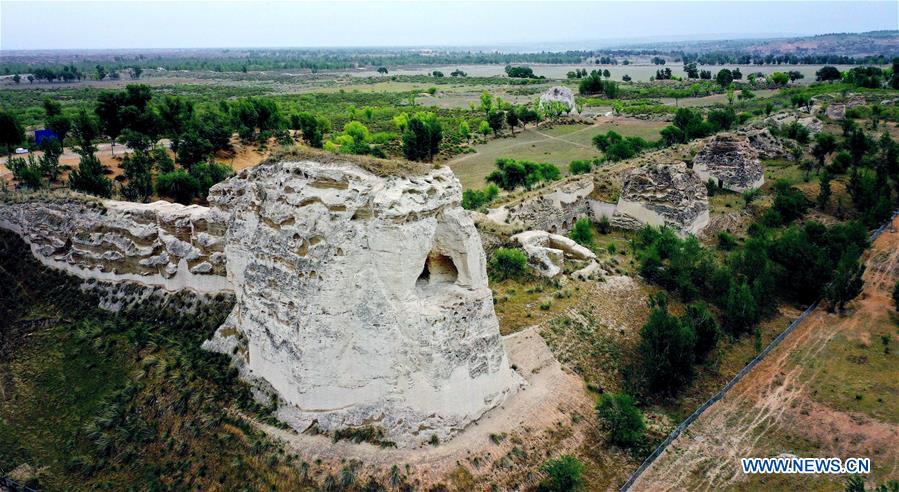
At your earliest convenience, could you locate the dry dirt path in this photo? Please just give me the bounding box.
[631,215,899,491]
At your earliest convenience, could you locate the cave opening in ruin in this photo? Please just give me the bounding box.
[417,251,458,287]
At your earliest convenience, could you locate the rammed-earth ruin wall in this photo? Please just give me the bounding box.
[0,159,521,448]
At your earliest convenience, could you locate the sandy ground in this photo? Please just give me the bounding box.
[632,214,899,491]
[252,326,595,490]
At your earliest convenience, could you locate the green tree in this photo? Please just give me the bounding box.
[156,169,199,205]
[479,91,493,115]
[69,153,112,198]
[825,250,866,312]
[120,151,155,202]
[486,110,505,136]
[817,170,833,209]
[7,155,44,189]
[723,280,758,336]
[506,108,520,135]
[461,184,499,210]
[95,91,126,154]
[715,69,733,87]
[191,162,234,199]
[538,455,585,492]
[812,133,837,171]
[639,292,696,393]
[569,159,592,175]
[769,72,790,86]
[294,112,328,148]
[0,109,25,155]
[816,66,841,82]
[402,112,442,162]
[681,302,720,361]
[596,393,645,448]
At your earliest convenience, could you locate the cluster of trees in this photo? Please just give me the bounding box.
[630,216,869,395]
[30,64,85,82]
[592,130,654,161]
[476,92,542,136]
[815,61,899,89]
[504,65,541,79]
[806,122,898,228]
[680,51,889,66]
[658,107,740,146]
[566,68,590,79]
[486,157,561,191]
[578,70,619,97]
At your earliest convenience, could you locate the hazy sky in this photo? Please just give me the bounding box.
[1,1,897,51]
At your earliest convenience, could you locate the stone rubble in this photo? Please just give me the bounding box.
[511,229,597,277]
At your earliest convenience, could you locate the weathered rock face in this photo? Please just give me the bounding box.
[743,128,789,160]
[612,163,709,234]
[204,160,521,446]
[0,197,229,293]
[511,230,596,277]
[762,111,823,136]
[493,177,594,233]
[692,134,765,192]
[539,86,577,114]
[825,94,866,120]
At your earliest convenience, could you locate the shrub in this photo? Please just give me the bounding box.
[157,169,199,205]
[596,393,645,448]
[568,159,592,175]
[538,455,585,492]
[461,184,499,210]
[569,218,594,248]
[489,248,528,281]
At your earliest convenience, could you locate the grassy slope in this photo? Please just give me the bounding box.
[0,231,316,491]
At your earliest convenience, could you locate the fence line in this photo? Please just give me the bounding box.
[620,211,898,491]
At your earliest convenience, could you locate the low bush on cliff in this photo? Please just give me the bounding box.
[489,247,529,281]
[462,184,499,210]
